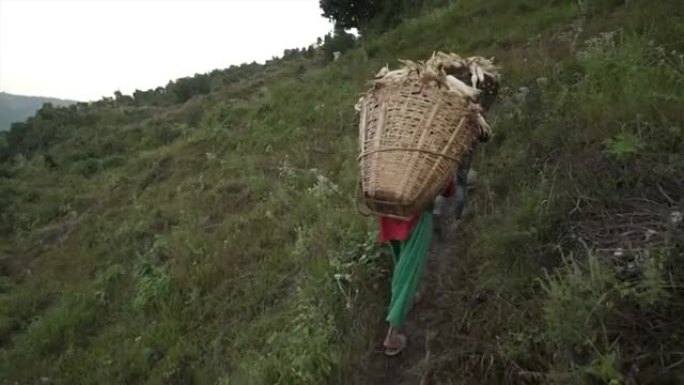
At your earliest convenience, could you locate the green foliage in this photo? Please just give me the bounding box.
[73,157,102,177]
[1,1,683,384]
[10,292,102,359]
[170,73,212,103]
[537,249,672,383]
[132,258,170,312]
[319,0,375,30]
[319,0,453,32]
[604,131,643,161]
[540,254,618,350]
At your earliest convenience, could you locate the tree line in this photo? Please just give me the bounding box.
[319,0,454,33]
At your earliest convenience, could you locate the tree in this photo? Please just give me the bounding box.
[320,0,452,33]
[166,73,211,104]
[319,0,376,31]
[304,45,316,59]
[114,90,133,106]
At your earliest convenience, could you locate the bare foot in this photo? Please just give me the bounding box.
[383,326,407,356]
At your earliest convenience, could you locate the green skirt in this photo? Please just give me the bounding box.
[386,211,433,327]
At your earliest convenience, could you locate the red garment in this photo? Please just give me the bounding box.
[378,177,455,244]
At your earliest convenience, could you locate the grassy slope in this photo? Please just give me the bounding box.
[1,0,684,384]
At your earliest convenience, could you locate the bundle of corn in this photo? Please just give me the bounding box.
[355,51,500,219]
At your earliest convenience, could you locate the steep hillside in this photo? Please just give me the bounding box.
[0,92,77,131]
[1,1,684,384]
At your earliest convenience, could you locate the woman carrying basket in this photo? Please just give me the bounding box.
[379,179,454,356]
[380,65,499,356]
[379,128,490,356]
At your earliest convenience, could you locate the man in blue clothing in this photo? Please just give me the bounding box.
[433,62,498,234]
[433,146,476,237]
[453,148,473,220]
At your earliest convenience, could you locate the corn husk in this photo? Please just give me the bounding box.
[356,51,500,136]
[362,51,499,98]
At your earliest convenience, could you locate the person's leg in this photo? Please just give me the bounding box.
[385,239,405,355]
[384,211,433,354]
[454,172,468,219]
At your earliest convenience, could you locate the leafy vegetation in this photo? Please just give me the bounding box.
[319,0,453,32]
[1,0,683,384]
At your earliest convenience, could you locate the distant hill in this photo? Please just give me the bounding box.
[0,91,78,131]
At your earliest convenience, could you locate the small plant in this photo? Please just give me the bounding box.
[132,258,170,311]
[584,349,624,385]
[603,132,644,161]
[630,250,670,306]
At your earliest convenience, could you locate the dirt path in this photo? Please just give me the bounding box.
[360,218,462,385]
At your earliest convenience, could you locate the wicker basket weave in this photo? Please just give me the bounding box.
[357,77,478,219]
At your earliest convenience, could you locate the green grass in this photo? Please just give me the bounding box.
[1,0,684,384]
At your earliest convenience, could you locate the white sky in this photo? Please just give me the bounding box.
[0,0,334,101]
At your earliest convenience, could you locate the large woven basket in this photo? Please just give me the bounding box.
[357,77,478,219]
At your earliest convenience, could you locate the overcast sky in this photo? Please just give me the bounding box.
[0,0,334,101]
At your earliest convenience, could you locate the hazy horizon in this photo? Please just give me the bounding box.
[0,0,334,102]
